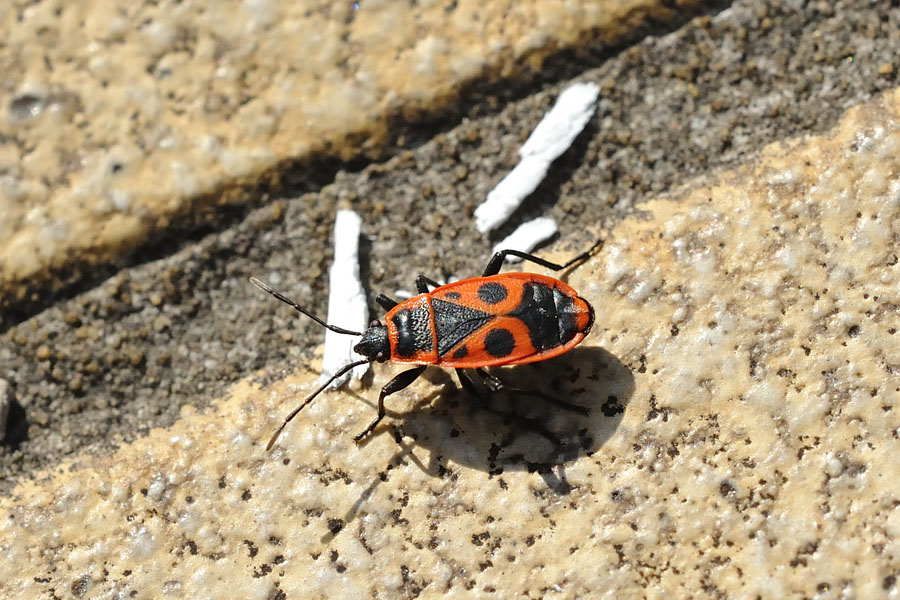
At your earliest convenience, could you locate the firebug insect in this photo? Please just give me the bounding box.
[251,240,602,450]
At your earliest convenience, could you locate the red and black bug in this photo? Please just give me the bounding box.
[251,240,601,449]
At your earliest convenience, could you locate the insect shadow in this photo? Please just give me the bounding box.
[383,346,633,490]
[319,346,632,543]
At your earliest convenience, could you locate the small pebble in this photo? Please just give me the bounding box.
[68,376,85,392]
[126,348,145,366]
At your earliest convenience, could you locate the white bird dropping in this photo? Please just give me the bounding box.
[474,82,600,233]
[321,209,369,387]
[492,217,559,262]
[0,379,9,442]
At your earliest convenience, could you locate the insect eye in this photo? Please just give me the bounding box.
[369,319,382,328]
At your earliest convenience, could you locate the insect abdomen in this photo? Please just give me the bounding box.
[432,274,594,367]
[510,282,593,350]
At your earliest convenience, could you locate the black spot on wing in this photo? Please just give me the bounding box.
[452,345,469,359]
[444,291,461,299]
[477,282,507,304]
[484,328,515,358]
[432,298,493,356]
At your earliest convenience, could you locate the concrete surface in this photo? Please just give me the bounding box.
[2,0,900,598]
[2,82,900,600]
[4,0,899,497]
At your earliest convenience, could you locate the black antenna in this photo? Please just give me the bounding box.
[266,358,370,450]
[250,277,364,336]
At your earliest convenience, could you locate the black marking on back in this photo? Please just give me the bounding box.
[477,282,507,304]
[554,289,578,344]
[444,291,461,299]
[484,328,515,358]
[391,304,434,357]
[432,298,493,357]
[509,283,560,352]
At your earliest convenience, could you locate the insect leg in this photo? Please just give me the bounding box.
[481,239,604,276]
[415,275,442,294]
[455,368,483,398]
[456,369,560,444]
[474,368,589,415]
[376,294,398,310]
[473,367,504,392]
[354,366,426,442]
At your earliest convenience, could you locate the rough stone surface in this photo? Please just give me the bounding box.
[0,0,689,304]
[2,88,899,599]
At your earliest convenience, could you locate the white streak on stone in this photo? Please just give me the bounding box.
[0,379,9,442]
[322,210,369,388]
[474,82,600,233]
[492,217,558,262]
